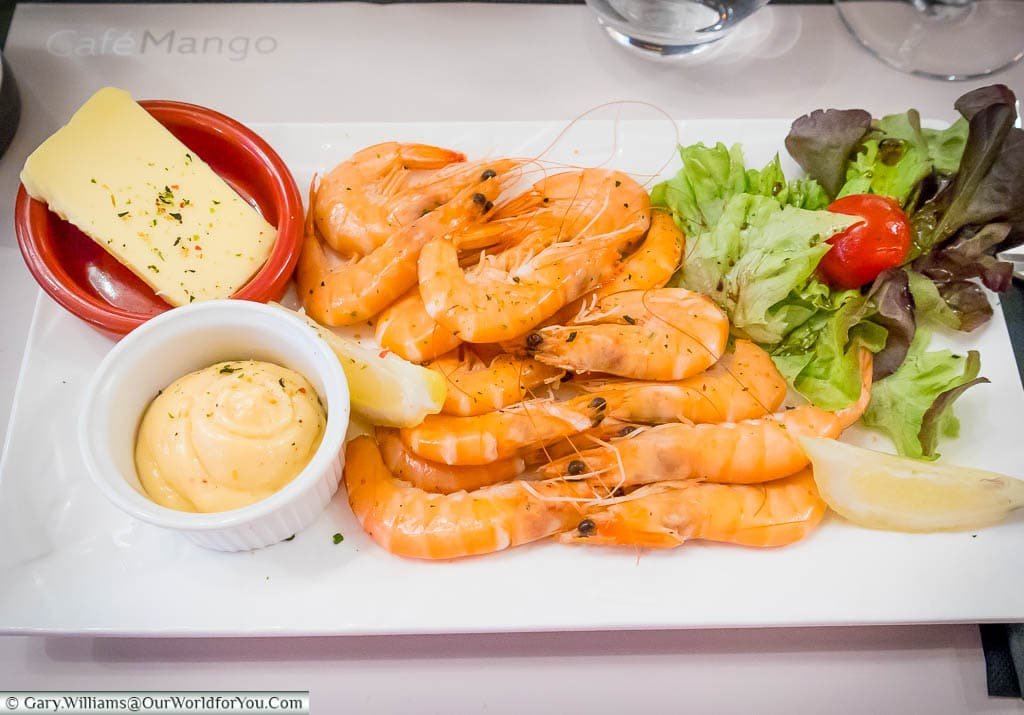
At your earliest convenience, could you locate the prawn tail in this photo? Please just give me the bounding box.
[835,348,874,430]
[398,144,467,169]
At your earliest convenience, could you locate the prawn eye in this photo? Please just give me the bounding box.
[577,519,597,537]
[618,425,635,438]
[472,193,487,206]
[526,333,543,349]
[481,169,497,180]
[566,459,587,476]
[588,396,607,410]
[484,201,494,212]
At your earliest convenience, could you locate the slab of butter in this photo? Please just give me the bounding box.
[20,87,277,306]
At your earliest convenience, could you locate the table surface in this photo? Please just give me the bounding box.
[1,2,1023,710]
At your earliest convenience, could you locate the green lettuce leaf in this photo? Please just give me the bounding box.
[785,176,831,211]
[650,142,747,238]
[745,155,830,210]
[771,286,887,410]
[836,111,969,207]
[745,153,786,199]
[837,137,932,207]
[922,120,969,174]
[651,143,833,239]
[656,141,872,411]
[677,193,857,344]
[878,111,969,175]
[862,328,987,459]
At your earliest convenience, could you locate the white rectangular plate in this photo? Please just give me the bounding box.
[3,120,1024,636]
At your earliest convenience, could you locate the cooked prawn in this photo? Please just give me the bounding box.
[492,169,648,238]
[368,169,647,359]
[427,346,565,416]
[373,227,534,363]
[539,210,686,327]
[400,394,607,466]
[595,211,684,298]
[580,340,787,424]
[418,234,628,344]
[417,170,650,343]
[451,169,642,268]
[542,350,873,485]
[559,469,826,549]
[375,288,463,363]
[521,288,729,381]
[314,142,470,256]
[298,159,518,326]
[345,436,596,560]
[376,428,526,493]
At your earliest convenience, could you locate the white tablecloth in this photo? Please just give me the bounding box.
[1,2,1023,710]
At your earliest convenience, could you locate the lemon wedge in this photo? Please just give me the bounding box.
[800,437,1024,532]
[278,306,446,428]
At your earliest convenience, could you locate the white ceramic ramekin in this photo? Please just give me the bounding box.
[79,300,350,551]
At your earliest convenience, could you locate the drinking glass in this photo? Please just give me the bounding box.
[584,0,771,59]
[835,0,1024,80]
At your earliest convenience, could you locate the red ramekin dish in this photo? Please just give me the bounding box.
[14,99,303,337]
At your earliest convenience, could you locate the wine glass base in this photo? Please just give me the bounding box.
[835,0,1024,80]
[598,19,722,60]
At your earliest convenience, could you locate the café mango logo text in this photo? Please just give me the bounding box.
[46,29,279,62]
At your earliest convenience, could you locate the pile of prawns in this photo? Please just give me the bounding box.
[297,142,872,560]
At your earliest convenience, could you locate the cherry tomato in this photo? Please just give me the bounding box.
[818,194,911,290]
